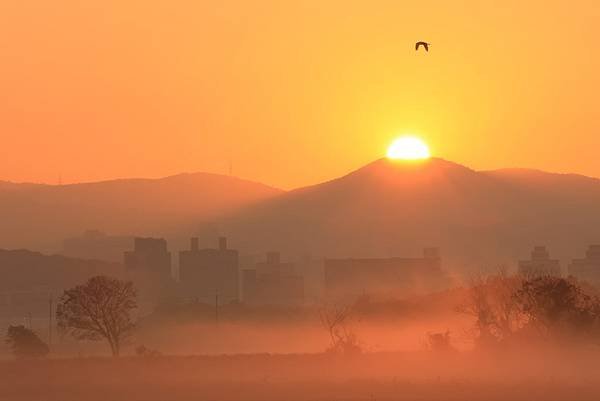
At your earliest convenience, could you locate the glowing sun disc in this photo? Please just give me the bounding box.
[386,136,431,160]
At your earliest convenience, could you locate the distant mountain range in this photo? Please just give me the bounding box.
[0,249,122,316]
[0,248,120,292]
[0,173,281,252]
[220,158,600,272]
[2,159,600,272]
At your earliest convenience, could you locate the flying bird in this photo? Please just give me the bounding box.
[415,41,430,52]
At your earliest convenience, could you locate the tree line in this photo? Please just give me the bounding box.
[6,276,136,358]
[5,271,600,358]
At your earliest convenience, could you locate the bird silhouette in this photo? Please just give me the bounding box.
[415,42,430,52]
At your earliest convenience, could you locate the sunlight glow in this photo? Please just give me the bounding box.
[386,136,431,160]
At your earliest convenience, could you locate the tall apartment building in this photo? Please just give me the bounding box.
[518,246,561,277]
[179,237,239,304]
[242,252,304,306]
[324,247,443,298]
[569,245,600,285]
[124,237,172,279]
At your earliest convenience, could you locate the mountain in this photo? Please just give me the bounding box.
[5,159,600,273]
[0,173,283,253]
[0,248,121,292]
[0,248,122,316]
[220,158,600,272]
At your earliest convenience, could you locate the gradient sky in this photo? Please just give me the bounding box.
[1,0,599,189]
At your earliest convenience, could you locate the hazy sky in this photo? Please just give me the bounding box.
[1,0,599,189]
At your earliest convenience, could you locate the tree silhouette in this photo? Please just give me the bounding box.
[5,325,49,358]
[514,275,600,339]
[56,276,137,357]
[457,269,525,347]
[319,302,361,354]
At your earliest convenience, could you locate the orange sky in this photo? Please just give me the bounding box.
[1,0,599,189]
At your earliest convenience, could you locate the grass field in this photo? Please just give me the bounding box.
[1,348,599,401]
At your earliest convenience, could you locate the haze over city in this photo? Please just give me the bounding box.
[2,1,600,401]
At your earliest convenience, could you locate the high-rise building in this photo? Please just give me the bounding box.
[124,237,172,279]
[63,230,133,263]
[123,237,173,309]
[242,252,304,306]
[179,237,239,303]
[324,248,444,298]
[518,246,561,277]
[569,245,600,285]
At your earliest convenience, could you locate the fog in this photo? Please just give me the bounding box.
[4,284,600,401]
[2,343,600,401]
[133,313,471,355]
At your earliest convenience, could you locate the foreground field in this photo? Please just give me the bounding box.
[1,349,600,401]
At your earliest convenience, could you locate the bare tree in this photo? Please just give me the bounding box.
[457,268,525,346]
[458,272,496,344]
[488,268,526,338]
[319,302,361,354]
[56,276,137,357]
[514,275,600,339]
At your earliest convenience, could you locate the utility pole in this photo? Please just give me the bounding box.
[215,290,219,325]
[48,294,53,348]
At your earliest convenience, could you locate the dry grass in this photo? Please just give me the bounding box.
[1,348,599,401]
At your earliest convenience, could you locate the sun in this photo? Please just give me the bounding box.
[386,136,431,160]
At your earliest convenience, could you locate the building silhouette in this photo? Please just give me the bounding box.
[0,248,119,317]
[242,252,304,306]
[179,237,239,304]
[324,248,443,298]
[569,245,600,285]
[518,246,561,277]
[124,237,172,279]
[124,237,174,311]
[63,230,133,263]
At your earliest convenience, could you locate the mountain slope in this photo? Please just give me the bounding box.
[0,173,283,252]
[0,248,121,292]
[221,158,600,271]
[0,248,122,316]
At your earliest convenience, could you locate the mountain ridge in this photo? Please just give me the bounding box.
[218,157,600,272]
[3,158,600,273]
[0,172,283,253]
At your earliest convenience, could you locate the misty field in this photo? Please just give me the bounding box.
[1,348,600,401]
[3,271,600,401]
